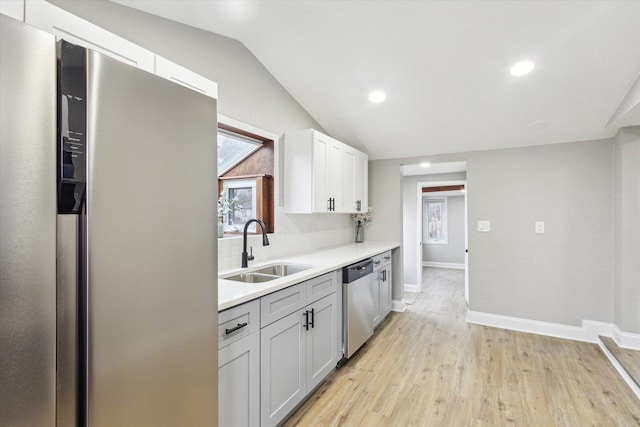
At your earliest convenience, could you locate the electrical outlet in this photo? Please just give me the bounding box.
[535,221,545,234]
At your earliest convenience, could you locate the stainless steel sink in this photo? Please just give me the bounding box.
[222,263,311,283]
[255,264,311,277]
[224,272,279,283]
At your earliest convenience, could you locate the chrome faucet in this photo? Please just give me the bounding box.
[241,218,270,268]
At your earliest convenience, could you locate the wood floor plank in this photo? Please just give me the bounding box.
[284,268,640,426]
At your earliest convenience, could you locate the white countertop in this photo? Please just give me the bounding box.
[218,241,400,311]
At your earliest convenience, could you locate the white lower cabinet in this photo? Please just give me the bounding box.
[260,273,338,427]
[305,293,338,391]
[260,306,306,427]
[218,271,340,427]
[218,300,261,427]
[373,251,393,328]
[380,264,392,318]
[218,331,260,427]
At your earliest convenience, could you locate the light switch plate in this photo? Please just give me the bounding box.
[477,220,491,232]
[535,221,545,234]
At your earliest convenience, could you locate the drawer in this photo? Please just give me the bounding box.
[380,250,392,266]
[305,272,336,305]
[372,254,383,271]
[260,283,306,327]
[218,299,260,349]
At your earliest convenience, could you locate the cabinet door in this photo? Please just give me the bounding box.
[305,293,337,391]
[155,56,218,99]
[25,0,155,72]
[218,332,260,427]
[381,266,393,318]
[312,133,330,212]
[372,271,382,328]
[328,139,344,212]
[261,310,306,427]
[341,145,356,213]
[354,150,368,213]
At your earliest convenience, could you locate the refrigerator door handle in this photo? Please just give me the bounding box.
[56,215,81,427]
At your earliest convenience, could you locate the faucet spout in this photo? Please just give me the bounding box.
[241,218,269,268]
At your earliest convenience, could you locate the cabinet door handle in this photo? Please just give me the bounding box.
[303,311,309,330]
[309,308,315,329]
[225,322,248,335]
[356,200,361,211]
[327,198,331,211]
[331,198,335,211]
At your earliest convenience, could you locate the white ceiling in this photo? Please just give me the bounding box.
[113,1,640,160]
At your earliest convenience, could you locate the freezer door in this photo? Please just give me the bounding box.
[84,51,218,426]
[0,15,57,427]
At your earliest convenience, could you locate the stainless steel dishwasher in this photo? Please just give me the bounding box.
[342,258,374,360]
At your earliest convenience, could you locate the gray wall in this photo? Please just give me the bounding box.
[372,139,614,327]
[613,127,640,334]
[423,196,465,265]
[401,173,466,286]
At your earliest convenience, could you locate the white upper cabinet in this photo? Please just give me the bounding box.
[284,129,368,214]
[354,150,368,212]
[1,0,24,21]
[154,56,218,98]
[24,0,217,98]
[25,0,155,72]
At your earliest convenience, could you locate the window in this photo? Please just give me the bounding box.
[217,117,275,236]
[217,130,262,176]
[222,179,257,232]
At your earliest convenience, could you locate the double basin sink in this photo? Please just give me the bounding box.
[223,263,311,284]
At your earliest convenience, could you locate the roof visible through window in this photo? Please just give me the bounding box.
[217,130,262,176]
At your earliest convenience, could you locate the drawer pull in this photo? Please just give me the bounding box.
[225,322,248,335]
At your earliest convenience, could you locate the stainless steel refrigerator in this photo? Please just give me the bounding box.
[0,15,218,427]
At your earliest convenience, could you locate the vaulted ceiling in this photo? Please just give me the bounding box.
[113,1,640,160]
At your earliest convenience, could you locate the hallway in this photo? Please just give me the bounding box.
[285,268,640,426]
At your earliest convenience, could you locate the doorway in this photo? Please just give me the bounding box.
[400,162,468,305]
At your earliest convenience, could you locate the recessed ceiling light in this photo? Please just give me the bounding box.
[368,91,386,103]
[510,60,535,76]
[420,162,431,168]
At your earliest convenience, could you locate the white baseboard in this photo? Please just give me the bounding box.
[466,311,640,351]
[391,300,406,313]
[612,324,640,351]
[597,339,640,400]
[422,261,465,270]
[466,310,598,342]
[404,283,419,293]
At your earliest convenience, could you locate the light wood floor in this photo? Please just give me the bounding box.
[284,267,640,426]
[601,336,640,388]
